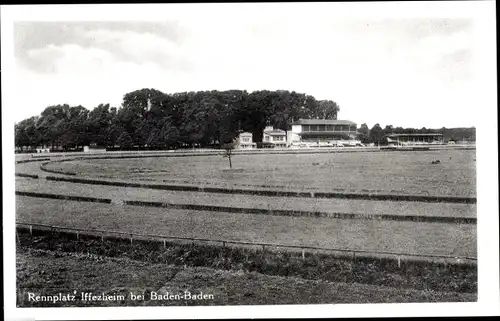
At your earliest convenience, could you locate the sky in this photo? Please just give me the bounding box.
[4,2,496,128]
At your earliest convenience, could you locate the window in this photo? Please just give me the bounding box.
[273,136,284,141]
[334,125,341,132]
[319,125,326,131]
[303,125,310,132]
[327,125,334,131]
[242,137,250,142]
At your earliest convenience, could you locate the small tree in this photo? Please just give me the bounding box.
[222,137,238,169]
[223,146,233,169]
[369,123,385,146]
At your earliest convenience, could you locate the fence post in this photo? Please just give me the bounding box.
[29,225,32,237]
[163,239,166,248]
[397,256,401,268]
[302,249,305,260]
[352,252,356,261]
[262,244,266,252]
[130,234,133,245]
[76,231,79,241]
[222,241,226,248]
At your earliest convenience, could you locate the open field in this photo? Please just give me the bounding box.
[16,246,476,307]
[16,196,477,258]
[41,149,476,197]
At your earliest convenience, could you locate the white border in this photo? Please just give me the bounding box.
[2,2,499,320]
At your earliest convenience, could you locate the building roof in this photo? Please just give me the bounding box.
[264,131,286,136]
[239,132,253,136]
[293,119,356,125]
[263,128,286,135]
[386,133,443,137]
[299,132,356,137]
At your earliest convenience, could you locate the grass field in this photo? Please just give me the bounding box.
[42,149,476,196]
[16,247,476,307]
[16,196,477,257]
[15,178,476,219]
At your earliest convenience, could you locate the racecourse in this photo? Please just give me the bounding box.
[15,147,477,261]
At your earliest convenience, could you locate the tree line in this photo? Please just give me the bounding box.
[356,123,476,145]
[15,88,340,151]
[14,87,475,151]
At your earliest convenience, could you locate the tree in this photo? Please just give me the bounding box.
[356,123,371,144]
[316,100,340,119]
[267,90,307,140]
[222,138,238,169]
[383,125,394,135]
[179,91,213,146]
[36,104,72,148]
[60,105,89,149]
[120,88,164,138]
[369,123,385,145]
[149,118,180,149]
[15,116,40,149]
[87,104,113,146]
[242,90,274,143]
[116,131,133,148]
[15,122,30,149]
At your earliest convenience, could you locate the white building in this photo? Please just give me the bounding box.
[236,132,256,149]
[263,126,287,148]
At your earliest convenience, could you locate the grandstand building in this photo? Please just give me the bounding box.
[288,119,358,146]
[386,133,444,146]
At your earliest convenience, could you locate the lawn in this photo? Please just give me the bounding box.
[16,196,477,258]
[42,149,476,197]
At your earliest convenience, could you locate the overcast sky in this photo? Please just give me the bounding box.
[5,3,495,128]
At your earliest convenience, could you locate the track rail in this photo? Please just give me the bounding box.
[16,221,477,266]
